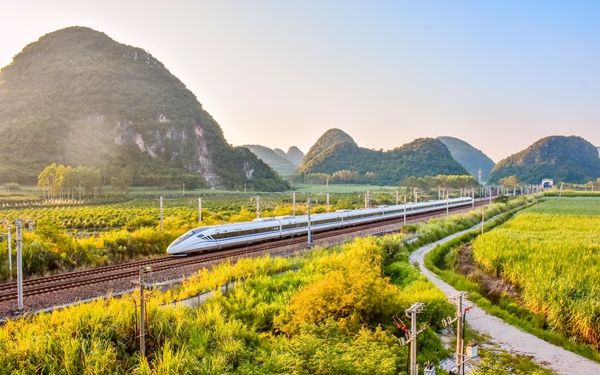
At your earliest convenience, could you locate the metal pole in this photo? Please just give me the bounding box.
[326,193,330,213]
[307,199,312,245]
[403,302,424,375]
[139,268,146,357]
[256,196,260,218]
[396,190,399,205]
[456,294,464,375]
[159,196,164,231]
[446,191,449,216]
[410,309,417,375]
[414,188,417,203]
[293,192,296,216]
[403,195,407,226]
[482,208,485,235]
[7,225,12,281]
[198,198,202,223]
[365,190,369,209]
[16,219,23,311]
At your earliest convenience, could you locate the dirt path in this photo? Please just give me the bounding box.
[409,228,600,375]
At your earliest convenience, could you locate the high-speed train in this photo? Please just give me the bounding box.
[167,197,473,255]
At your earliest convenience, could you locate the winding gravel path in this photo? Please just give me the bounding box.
[409,227,600,375]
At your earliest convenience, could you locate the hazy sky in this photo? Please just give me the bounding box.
[1,1,599,162]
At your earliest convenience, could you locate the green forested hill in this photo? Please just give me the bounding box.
[438,136,495,182]
[296,129,469,185]
[488,136,600,184]
[0,26,287,191]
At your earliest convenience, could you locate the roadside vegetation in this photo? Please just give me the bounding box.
[0,234,453,374]
[425,197,600,362]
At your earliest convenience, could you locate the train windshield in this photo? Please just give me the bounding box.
[171,230,196,245]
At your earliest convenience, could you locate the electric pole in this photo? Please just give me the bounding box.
[442,292,475,375]
[16,219,23,311]
[198,198,202,223]
[159,196,164,230]
[7,225,12,281]
[404,195,407,226]
[396,302,427,375]
[132,267,170,358]
[256,196,260,218]
[307,199,313,245]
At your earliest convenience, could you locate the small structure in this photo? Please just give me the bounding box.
[424,362,436,375]
[466,342,478,358]
[541,179,554,189]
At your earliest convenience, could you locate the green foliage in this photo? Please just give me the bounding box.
[424,198,600,362]
[0,231,457,374]
[0,26,288,192]
[296,129,469,185]
[2,183,21,191]
[489,136,600,184]
[471,352,552,375]
[473,213,600,346]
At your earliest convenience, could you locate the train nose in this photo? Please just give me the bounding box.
[166,241,182,255]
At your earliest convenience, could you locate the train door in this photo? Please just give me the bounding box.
[214,229,221,249]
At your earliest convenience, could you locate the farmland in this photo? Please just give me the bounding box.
[472,197,600,346]
[0,194,357,280]
[0,195,544,373]
[0,234,454,374]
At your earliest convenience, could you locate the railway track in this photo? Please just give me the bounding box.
[0,200,487,306]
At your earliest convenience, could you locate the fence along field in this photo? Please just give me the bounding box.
[471,197,600,347]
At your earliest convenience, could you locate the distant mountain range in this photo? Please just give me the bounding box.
[489,136,600,184]
[0,26,288,191]
[438,136,495,182]
[243,145,304,176]
[295,129,469,185]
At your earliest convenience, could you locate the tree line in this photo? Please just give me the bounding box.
[37,163,132,199]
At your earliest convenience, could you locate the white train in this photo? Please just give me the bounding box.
[167,197,473,255]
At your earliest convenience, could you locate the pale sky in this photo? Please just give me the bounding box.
[1,1,599,162]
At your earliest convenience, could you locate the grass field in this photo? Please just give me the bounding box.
[473,196,600,347]
[522,196,600,216]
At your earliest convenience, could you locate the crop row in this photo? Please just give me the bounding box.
[472,213,600,346]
